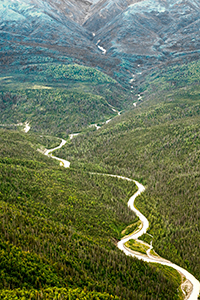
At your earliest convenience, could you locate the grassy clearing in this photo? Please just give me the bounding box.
[125,239,150,255]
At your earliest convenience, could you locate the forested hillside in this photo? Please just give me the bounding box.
[0,62,134,137]
[0,130,184,299]
[55,60,200,282]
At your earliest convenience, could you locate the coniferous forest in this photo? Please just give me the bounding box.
[0,0,200,299]
[0,130,183,299]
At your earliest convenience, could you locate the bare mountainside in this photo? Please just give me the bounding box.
[92,0,200,72]
[0,0,199,84]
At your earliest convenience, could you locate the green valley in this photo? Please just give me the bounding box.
[0,130,183,299]
[1,1,200,297]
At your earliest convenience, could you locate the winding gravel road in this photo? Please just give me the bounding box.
[44,139,70,168]
[45,139,200,300]
[116,178,200,300]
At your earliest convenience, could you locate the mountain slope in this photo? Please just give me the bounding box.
[83,0,142,32]
[1,0,199,84]
[91,0,200,78]
[0,0,118,77]
[0,0,94,56]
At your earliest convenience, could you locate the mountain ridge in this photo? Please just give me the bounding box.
[1,0,199,85]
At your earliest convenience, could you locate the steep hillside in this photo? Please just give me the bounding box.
[83,0,142,32]
[0,0,119,80]
[91,0,200,81]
